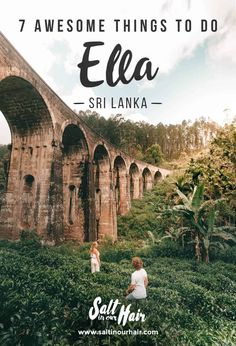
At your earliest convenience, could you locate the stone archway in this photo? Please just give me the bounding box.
[142,167,152,193]
[0,34,171,243]
[0,76,55,240]
[62,124,90,242]
[114,155,129,215]
[0,76,53,136]
[154,170,162,184]
[93,144,116,240]
[129,163,140,200]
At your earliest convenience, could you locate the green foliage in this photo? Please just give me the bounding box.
[19,230,42,252]
[0,240,236,345]
[143,144,163,165]
[138,240,193,259]
[0,115,235,345]
[0,145,10,183]
[79,111,219,161]
[118,178,177,240]
[186,123,236,203]
[172,186,236,262]
[213,122,236,167]
[119,123,236,265]
[0,145,10,208]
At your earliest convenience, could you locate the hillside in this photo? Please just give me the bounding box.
[78,111,220,163]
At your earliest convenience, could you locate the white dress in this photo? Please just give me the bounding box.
[91,252,100,273]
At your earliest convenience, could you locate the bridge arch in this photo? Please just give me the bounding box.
[0,76,55,239]
[0,76,53,138]
[142,167,152,193]
[113,155,129,215]
[154,170,162,184]
[0,34,170,243]
[129,162,140,200]
[62,124,90,241]
[62,124,89,155]
[61,120,89,152]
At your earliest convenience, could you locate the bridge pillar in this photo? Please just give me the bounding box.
[115,171,130,215]
[94,145,117,241]
[129,163,140,200]
[0,137,64,241]
[0,76,63,241]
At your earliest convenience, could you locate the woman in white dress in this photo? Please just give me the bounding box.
[90,241,100,273]
[126,257,148,300]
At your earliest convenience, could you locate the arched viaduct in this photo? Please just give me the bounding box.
[0,33,170,242]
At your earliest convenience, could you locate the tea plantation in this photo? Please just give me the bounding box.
[0,237,235,346]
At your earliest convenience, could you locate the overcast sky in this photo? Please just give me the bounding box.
[0,0,236,144]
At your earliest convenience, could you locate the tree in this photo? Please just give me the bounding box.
[172,185,236,263]
[78,110,219,162]
[143,144,163,165]
[200,208,236,263]
[172,184,206,261]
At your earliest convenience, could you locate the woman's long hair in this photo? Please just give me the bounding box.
[90,241,98,253]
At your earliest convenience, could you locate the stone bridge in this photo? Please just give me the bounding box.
[0,33,170,242]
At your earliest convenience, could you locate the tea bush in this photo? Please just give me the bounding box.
[0,240,236,345]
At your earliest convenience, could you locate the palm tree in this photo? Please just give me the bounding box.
[172,184,206,261]
[174,176,193,195]
[172,184,236,262]
[200,208,236,263]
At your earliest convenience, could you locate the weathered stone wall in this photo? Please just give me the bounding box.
[0,33,170,243]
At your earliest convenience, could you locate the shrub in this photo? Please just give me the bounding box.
[0,241,235,345]
[19,229,42,250]
[138,240,193,260]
